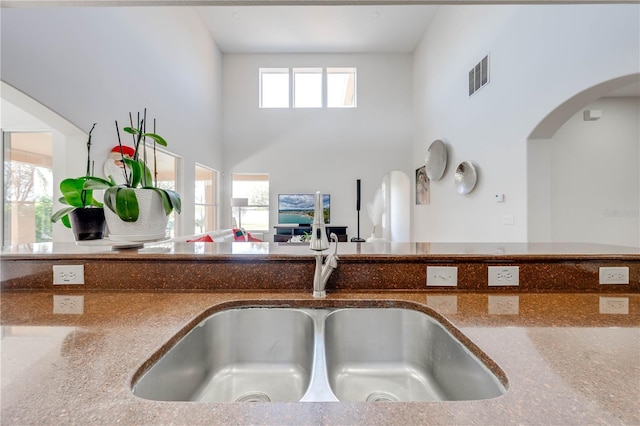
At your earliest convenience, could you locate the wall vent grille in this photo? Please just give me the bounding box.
[468,55,489,96]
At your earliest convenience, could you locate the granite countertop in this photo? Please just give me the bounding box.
[3,241,640,259]
[1,291,638,425]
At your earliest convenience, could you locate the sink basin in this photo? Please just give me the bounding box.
[133,305,506,403]
[133,308,315,402]
[324,308,506,402]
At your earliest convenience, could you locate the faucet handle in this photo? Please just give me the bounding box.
[310,225,329,251]
[329,233,339,255]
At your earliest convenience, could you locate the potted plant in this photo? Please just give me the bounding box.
[51,123,111,241]
[86,110,181,242]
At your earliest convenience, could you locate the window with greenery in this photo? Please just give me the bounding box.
[231,173,269,231]
[3,132,53,245]
[195,164,218,234]
[144,145,181,238]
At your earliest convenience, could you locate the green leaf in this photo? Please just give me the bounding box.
[141,132,168,147]
[135,160,153,188]
[165,189,181,214]
[123,127,167,147]
[83,176,114,190]
[103,186,119,213]
[114,187,139,222]
[152,188,173,215]
[104,186,125,217]
[123,127,140,136]
[83,190,96,207]
[123,158,144,188]
[61,213,71,229]
[143,188,181,216]
[51,206,75,225]
[59,178,86,207]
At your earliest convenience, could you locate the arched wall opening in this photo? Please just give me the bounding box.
[1,80,88,242]
[527,74,640,247]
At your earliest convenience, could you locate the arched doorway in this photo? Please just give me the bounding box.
[527,74,640,247]
[1,81,87,243]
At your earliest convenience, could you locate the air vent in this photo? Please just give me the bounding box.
[468,55,489,96]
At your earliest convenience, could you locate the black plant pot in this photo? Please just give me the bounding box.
[69,207,106,241]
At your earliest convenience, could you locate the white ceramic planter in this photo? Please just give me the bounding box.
[104,189,169,242]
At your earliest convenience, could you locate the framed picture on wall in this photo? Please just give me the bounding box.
[416,166,430,205]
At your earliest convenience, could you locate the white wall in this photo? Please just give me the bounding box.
[531,97,639,247]
[412,4,640,242]
[222,54,413,239]
[1,7,224,236]
[4,5,639,244]
[1,86,87,242]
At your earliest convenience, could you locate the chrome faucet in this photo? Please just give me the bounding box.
[309,191,339,298]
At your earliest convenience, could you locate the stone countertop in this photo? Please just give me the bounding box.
[3,241,640,260]
[3,242,639,293]
[1,291,638,425]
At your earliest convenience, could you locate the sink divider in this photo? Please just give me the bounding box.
[299,309,340,402]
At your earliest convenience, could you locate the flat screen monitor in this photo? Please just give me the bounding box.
[278,193,330,225]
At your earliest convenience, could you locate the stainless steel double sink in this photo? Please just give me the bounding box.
[133,306,506,403]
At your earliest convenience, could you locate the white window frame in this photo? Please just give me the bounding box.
[327,67,357,108]
[259,68,290,108]
[293,67,323,109]
[143,143,182,237]
[194,163,219,234]
[259,67,357,109]
[231,173,269,232]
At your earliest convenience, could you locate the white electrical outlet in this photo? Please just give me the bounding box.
[426,266,458,287]
[53,265,85,285]
[488,266,520,286]
[53,295,84,314]
[599,267,629,285]
[599,297,629,315]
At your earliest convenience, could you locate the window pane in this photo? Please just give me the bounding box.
[144,145,180,238]
[294,68,322,108]
[3,132,53,245]
[260,68,289,108]
[327,67,357,108]
[231,173,269,231]
[195,164,217,234]
[195,205,215,234]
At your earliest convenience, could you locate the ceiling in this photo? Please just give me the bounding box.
[194,5,439,54]
[194,5,640,97]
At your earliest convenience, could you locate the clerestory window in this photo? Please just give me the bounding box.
[259,67,357,109]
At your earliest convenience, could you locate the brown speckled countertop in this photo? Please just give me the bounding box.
[3,242,639,293]
[3,241,640,259]
[1,291,638,425]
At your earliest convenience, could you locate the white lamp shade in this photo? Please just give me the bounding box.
[231,197,249,207]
